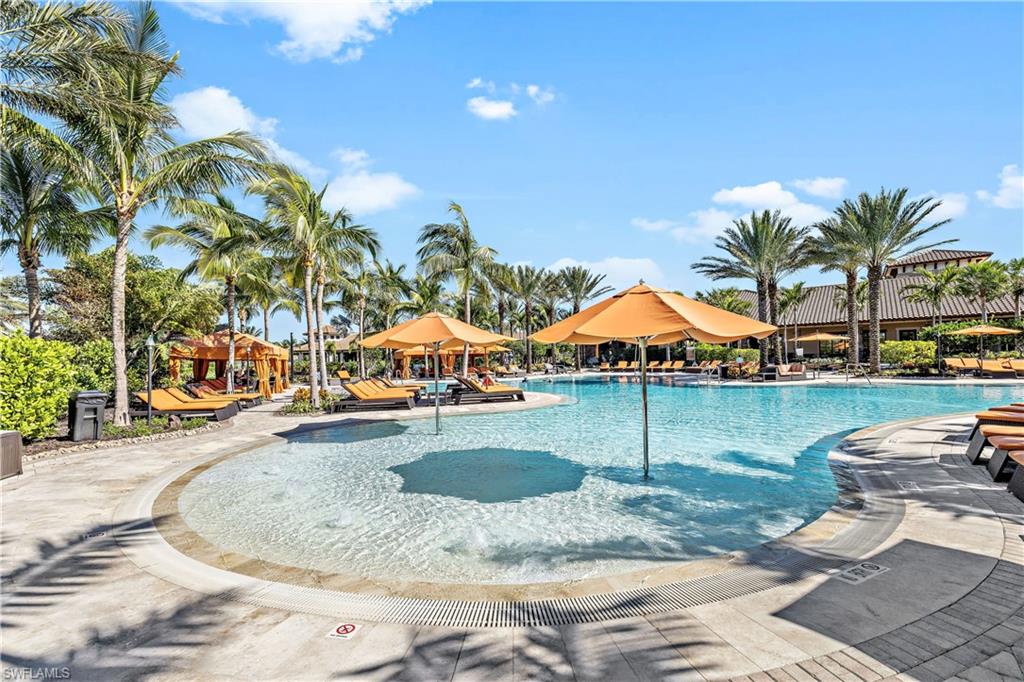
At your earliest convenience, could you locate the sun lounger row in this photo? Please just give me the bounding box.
[943,357,1023,378]
[133,387,246,421]
[598,360,691,372]
[966,405,1024,501]
[450,375,525,404]
[333,379,418,411]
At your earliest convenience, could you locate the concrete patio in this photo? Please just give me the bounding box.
[2,394,1023,681]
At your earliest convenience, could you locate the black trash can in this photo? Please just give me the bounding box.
[68,391,108,442]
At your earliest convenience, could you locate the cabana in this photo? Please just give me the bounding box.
[393,343,511,378]
[169,331,290,399]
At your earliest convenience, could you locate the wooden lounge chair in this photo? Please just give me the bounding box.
[625,361,639,372]
[133,390,237,421]
[684,361,709,374]
[1007,451,1024,502]
[334,381,415,410]
[163,387,244,411]
[740,362,761,379]
[336,369,352,382]
[965,424,1024,463]
[191,384,262,406]
[379,377,429,391]
[1004,358,1024,378]
[598,362,610,372]
[980,360,1016,379]
[646,360,661,372]
[984,435,1024,480]
[969,409,1024,441]
[699,360,722,378]
[450,375,525,404]
[942,358,971,377]
[613,361,628,371]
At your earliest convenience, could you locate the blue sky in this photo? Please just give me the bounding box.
[7,1,1023,340]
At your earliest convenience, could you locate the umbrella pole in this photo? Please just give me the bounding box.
[640,337,650,479]
[433,342,441,435]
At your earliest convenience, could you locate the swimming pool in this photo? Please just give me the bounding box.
[178,380,1020,585]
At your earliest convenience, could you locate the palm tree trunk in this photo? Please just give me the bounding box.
[981,298,989,323]
[768,280,781,365]
[867,264,882,374]
[21,255,42,338]
[315,277,329,389]
[111,211,132,426]
[358,297,366,377]
[525,301,533,370]
[262,305,270,341]
[756,279,768,365]
[226,277,236,393]
[303,264,320,408]
[845,269,859,365]
[462,287,471,376]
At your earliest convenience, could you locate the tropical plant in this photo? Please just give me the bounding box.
[398,274,448,318]
[836,188,953,373]
[808,216,865,364]
[417,201,496,375]
[901,265,961,364]
[1,144,103,336]
[1006,258,1024,321]
[0,331,77,440]
[507,265,547,369]
[880,340,936,370]
[0,277,29,331]
[145,194,265,391]
[955,260,1010,323]
[778,282,810,363]
[485,263,516,337]
[560,265,612,368]
[59,2,266,424]
[694,287,753,316]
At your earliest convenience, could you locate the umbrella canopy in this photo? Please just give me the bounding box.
[532,283,776,345]
[795,331,849,342]
[947,324,1020,337]
[360,312,513,433]
[531,282,776,477]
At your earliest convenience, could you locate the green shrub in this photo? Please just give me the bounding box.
[0,332,78,440]
[73,338,115,394]
[880,340,936,368]
[693,344,759,364]
[920,318,1024,355]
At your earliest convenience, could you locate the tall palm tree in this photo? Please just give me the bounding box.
[252,167,335,408]
[956,261,1009,323]
[64,2,266,424]
[236,256,286,341]
[902,265,961,366]
[693,288,753,316]
[398,275,448,318]
[507,265,547,370]
[538,271,566,361]
[1006,258,1024,321]
[417,201,496,375]
[486,263,516,337]
[145,194,264,392]
[837,189,952,373]
[778,282,810,363]
[808,216,866,365]
[1,144,101,336]
[560,265,612,368]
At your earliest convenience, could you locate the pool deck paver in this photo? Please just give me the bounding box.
[2,389,1024,680]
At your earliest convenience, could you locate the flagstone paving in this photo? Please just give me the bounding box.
[2,389,1023,681]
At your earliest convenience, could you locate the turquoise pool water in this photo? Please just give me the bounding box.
[178,380,1021,584]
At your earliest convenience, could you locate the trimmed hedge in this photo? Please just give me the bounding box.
[880,340,936,368]
[0,332,78,440]
[693,344,760,364]
[920,318,1024,356]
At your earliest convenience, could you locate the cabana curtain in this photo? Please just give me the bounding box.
[169,331,289,399]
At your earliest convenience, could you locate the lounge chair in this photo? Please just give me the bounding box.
[133,390,238,421]
[942,358,969,377]
[379,377,429,391]
[369,377,421,397]
[684,361,709,374]
[1007,452,1024,502]
[1004,359,1024,378]
[969,409,1024,441]
[450,376,525,404]
[333,381,415,411]
[191,384,262,406]
[163,387,244,411]
[984,435,1024,480]
[646,361,661,372]
[625,361,639,372]
[613,361,628,371]
[980,360,1016,379]
[598,362,610,372]
[699,360,722,378]
[741,362,761,379]
[965,424,1024,463]
[336,370,352,382]
[778,363,808,381]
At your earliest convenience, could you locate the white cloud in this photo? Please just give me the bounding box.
[790,176,847,199]
[526,84,555,105]
[323,148,419,214]
[466,77,495,93]
[712,180,830,224]
[548,257,665,292]
[174,1,428,63]
[630,218,675,232]
[671,208,736,243]
[170,86,324,178]
[912,191,968,221]
[976,164,1024,209]
[467,96,517,121]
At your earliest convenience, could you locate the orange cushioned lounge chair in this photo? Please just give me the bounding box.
[134,389,238,421]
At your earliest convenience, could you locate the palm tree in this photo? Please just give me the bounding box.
[236,257,286,341]
[145,194,264,392]
[956,261,1009,323]
[901,265,961,366]
[837,189,953,373]
[398,275,448,318]
[1006,258,1024,321]
[1,144,101,336]
[417,201,496,375]
[64,2,267,424]
[778,282,810,363]
[253,167,335,409]
[808,216,866,365]
[693,287,753,316]
[560,265,612,368]
[486,263,516,337]
[538,271,566,361]
[507,265,547,370]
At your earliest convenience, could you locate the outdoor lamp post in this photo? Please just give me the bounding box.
[146,334,155,425]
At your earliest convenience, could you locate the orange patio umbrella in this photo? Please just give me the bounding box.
[948,324,1020,366]
[532,282,776,477]
[361,312,513,433]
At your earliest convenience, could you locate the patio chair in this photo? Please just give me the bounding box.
[965,424,1024,464]
[984,435,1024,480]
[450,375,525,404]
[969,409,1024,441]
[980,360,1016,379]
[133,390,238,421]
[334,381,416,411]
[1007,452,1024,502]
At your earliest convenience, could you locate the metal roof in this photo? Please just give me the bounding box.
[888,249,991,267]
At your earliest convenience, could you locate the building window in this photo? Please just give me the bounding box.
[898,329,918,341]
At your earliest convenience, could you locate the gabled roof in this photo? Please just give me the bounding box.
[738,276,1017,326]
[888,249,991,267]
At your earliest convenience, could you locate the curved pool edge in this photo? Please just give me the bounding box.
[111,409,980,626]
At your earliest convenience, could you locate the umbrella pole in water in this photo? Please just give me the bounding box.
[639,336,650,479]
[433,341,441,435]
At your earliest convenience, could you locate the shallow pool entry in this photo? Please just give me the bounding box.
[178,380,1021,584]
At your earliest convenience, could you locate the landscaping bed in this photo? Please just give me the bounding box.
[23,412,220,458]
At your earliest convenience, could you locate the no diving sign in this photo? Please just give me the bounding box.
[327,623,361,640]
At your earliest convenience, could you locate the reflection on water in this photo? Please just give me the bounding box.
[389,448,587,503]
